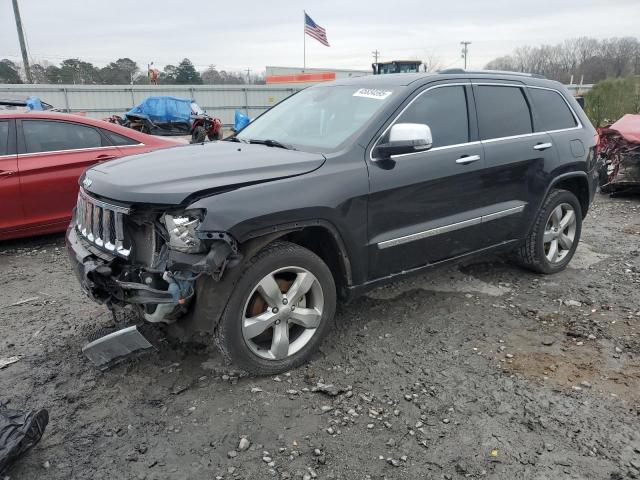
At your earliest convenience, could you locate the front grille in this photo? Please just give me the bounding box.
[76,189,131,257]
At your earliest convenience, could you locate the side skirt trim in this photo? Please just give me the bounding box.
[377,204,525,250]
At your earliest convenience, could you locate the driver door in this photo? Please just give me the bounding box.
[367,82,489,278]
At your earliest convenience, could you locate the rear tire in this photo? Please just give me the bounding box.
[207,129,222,141]
[214,241,336,375]
[514,189,582,274]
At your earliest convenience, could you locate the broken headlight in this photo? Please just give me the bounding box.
[162,213,204,253]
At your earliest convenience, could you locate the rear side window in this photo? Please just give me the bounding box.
[392,85,469,148]
[102,129,139,146]
[22,120,102,153]
[529,88,577,131]
[475,86,532,140]
[0,121,8,155]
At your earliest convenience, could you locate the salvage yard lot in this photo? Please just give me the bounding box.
[1,194,639,480]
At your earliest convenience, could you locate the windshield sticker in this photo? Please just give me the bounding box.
[353,88,392,100]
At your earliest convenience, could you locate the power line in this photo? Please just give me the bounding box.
[372,50,380,64]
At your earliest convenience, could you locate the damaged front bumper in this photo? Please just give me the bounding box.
[66,224,233,324]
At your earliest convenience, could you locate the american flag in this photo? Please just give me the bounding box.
[304,13,330,47]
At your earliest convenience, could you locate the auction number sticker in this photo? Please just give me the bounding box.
[353,88,392,100]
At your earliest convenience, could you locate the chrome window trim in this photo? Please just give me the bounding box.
[481,131,547,144]
[16,144,144,157]
[0,154,16,159]
[370,80,585,162]
[369,82,471,162]
[377,204,525,249]
[390,141,481,159]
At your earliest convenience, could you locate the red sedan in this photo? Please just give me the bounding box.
[0,110,182,241]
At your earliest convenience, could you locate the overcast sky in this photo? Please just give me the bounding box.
[2,0,639,74]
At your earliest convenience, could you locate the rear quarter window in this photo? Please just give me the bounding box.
[475,85,532,140]
[529,88,578,131]
[101,129,140,146]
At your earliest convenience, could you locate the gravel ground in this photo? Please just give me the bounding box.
[1,194,639,480]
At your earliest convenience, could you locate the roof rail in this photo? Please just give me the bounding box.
[438,68,546,79]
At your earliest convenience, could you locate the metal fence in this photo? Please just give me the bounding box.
[0,82,592,127]
[0,84,304,126]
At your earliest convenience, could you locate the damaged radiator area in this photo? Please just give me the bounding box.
[72,206,239,326]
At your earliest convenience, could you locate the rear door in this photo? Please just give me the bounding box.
[0,119,23,233]
[16,118,121,228]
[527,85,584,173]
[472,83,558,244]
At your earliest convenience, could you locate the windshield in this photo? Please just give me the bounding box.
[236,86,396,152]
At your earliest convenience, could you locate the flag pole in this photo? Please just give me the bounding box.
[303,10,306,71]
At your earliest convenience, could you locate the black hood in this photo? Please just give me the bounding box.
[83,141,326,205]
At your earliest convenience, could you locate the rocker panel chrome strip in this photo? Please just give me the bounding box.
[377,204,525,249]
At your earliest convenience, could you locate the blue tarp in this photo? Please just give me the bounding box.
[234,110,250,132]
[26,96,44,110]
[126,96,193,124]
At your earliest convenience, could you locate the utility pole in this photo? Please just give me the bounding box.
[372,50,380,64]
[245,68,251,84]
[12,0,33,83]
[460,41,471,70]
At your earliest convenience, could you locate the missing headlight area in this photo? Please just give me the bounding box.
[162,213,204,253]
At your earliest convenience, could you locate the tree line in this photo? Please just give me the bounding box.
[0,57,259,85]
[485,36,640,84]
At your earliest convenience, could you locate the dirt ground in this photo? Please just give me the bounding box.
[1,194,639,480]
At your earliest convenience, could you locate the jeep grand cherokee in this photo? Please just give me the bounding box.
[67,70,599,374]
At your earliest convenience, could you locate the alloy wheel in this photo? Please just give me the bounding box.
[543,203,577,264]
[242,266,324,360]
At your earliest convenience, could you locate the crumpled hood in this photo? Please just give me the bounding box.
[83,141,326,205]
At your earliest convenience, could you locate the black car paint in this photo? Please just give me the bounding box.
[84,141,326,205]
[68,72,598,325]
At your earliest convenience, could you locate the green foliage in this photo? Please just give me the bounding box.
[0,59,22,83]
[99,58,139,84]
[584,76,640,127]
[174,58,202,85]
[57,58,100,84]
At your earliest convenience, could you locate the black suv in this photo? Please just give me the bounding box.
[67,70,598,374]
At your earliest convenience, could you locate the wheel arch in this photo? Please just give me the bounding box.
[239,220,354,298]
[544,172,590,218]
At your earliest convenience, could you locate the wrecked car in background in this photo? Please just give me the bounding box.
[104,96,223,143]
[597,114,640,194]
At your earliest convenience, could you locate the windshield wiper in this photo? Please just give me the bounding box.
[248,139,295,150]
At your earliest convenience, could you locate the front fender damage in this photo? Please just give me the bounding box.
[166,232,285,340]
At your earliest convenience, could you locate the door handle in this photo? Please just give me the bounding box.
[534,142,553,151]
[95,154,118,162]
[0,170,15,178]
[455,154,481,165]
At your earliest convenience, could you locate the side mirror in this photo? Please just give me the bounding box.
[374,123,433,159]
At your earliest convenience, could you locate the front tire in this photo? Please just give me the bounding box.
[515,189,582,274]
[191,126,207,143]
[214,241,336,375]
